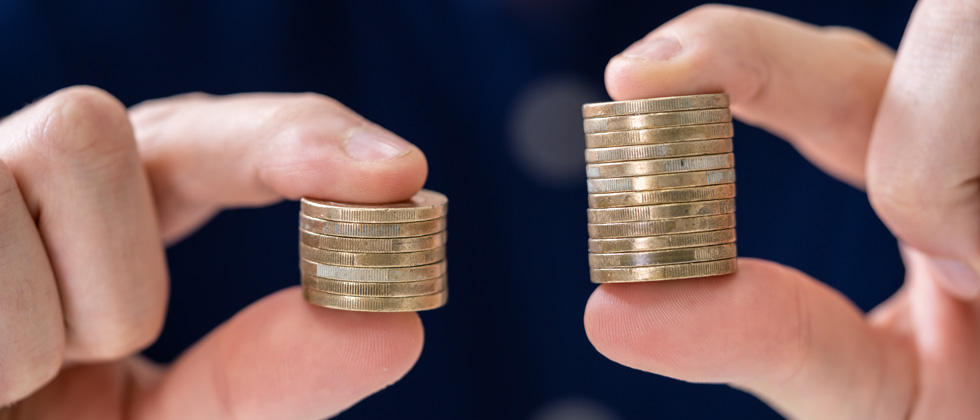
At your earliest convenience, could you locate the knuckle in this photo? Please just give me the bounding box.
[0,338,63,405]
[73,317,162,361]
[822,26,891,54]
[680,3,746,24]
[267,92,363,127]
[29,86,135,160]
[867,170,924,223]
[0,159,18,203]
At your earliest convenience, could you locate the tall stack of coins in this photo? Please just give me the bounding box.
[298,190,448,311]
[582,93,738,283]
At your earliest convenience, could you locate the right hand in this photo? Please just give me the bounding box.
[585,2,980,419]
[0,87,428,419]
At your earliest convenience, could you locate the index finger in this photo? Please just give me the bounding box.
[128,92,429,242]
[604,5,894,187]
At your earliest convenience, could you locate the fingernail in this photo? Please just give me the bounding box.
[930,258,980,298]
[622,36,682,61]
[344,127,412,161]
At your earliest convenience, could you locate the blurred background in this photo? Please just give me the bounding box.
[0,0,914,418]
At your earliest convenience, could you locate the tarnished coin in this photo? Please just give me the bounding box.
[303,288,448,312]
[585,139,732,163]
[589,243,737,268]
[300,259,446,282]
[300,214,445,238]
[587,199,735,223]
[301,190,448,223]
[589,229,736,253]
[302,275,447,297]
[583,109,731,134]
[585,123,733,148]
[588,213,736,239]
[582,93,730,118]
[590,258,737,283]
[586,154,734,178]
[300,245,445,268]
[587,169,735,194]
[300,230,446,253]
[589,184,736,208]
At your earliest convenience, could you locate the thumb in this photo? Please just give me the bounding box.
[131,288,424,420]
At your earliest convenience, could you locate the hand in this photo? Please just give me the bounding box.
[0,87,429,419]
[584,2,980,419]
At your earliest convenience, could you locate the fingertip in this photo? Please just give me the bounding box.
[302,298,426,389]
[261,129,429,204]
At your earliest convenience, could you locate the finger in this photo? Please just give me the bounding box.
[584,259,915,420]
[0,159,64,404]
[902,247,980,417]
[128,92,429,242]
[0,86,168,361]
[128,288,424,420]
[604,5,894,186]
[865,0,980,298]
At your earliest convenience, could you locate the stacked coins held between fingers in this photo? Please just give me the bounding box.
[298,190,448,312]
[582,93,738,283]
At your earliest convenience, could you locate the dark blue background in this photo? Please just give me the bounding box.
[0,1,913,418]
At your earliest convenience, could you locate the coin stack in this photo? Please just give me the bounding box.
[582,93,738,283]
[298,190,449,312]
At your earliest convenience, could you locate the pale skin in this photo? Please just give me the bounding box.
[0,2,977,419]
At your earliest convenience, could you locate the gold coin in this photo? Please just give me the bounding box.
[590,258,737,283]
[587,169,735,194]
[300,259,446,282]
[589,184,736,208]
[585,123,733,148]
[587,199,734,223]
[585,139,732,163]
[587,154,734,178]
[589,229,736,253]
[581,93,729,118]
[300,214,445,238]
[589,243,737,268]
[303,288,448,312]
[302,275,446,297]
[300,244,445,268]
[300,230,446,253]
[588,213,736,239]
[301,190,448,222]
[583,109,731,134]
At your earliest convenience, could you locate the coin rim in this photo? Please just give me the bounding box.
[301,274,447,297]
[299,259,447,282]
[300,189,448,223]
[586,169,736,194]
[582,93,730,118]
[586,153,735,178]
[299,214,446,238]
[585,123,733,148]
[590,258,738,283]
[588,184,736,208]
[588,229,737,253]
[585,139,733,164]
[586,199,735,223]
[299,230,447,253]
[588,243,738,268]
[587,213,737,239]
[302,287,448,312]
[583,109,732,134]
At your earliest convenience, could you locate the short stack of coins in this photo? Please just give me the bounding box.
[298,190,448,311]
[582,93,738,283]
